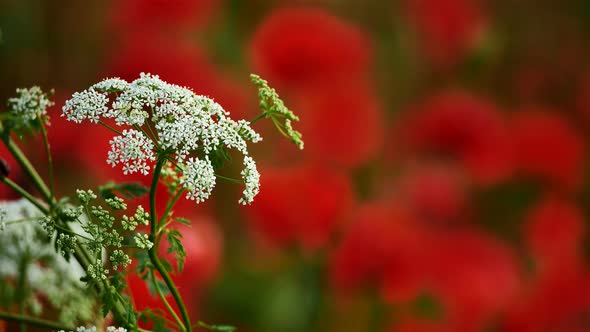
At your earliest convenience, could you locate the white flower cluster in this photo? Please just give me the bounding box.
[58,327,127,332]
[63,73,263,204]
[181,157,216,203]
[7,86,54,127]
[107,129,155,175]
[62,89,109,123]
[239,156,260,205]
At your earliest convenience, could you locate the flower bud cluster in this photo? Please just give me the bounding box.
[7,86,53,129]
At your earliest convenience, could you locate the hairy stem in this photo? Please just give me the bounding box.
[148,158,192,332]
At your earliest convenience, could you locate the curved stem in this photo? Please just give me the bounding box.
[215,174,243,184]
[157,189,185,229]
[249,112,268,124]
[0,131,52,204]
[149,269,185,332]
[148,158,192,331]
[0,177,48,213]
[39,122,54,199]
[54,224,93,241]
[4,217,43,225]
[0,311,74,331]
[98,120,124,136]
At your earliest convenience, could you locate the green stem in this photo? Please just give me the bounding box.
[135,124,161,151]
[271,116,289,138]
[54,224,93,241]
[145,121,159,145]
[0,177,48,213]
[249,112,268,124]
[39,122,54,199]
[0,126,132,328]
[16,253,29,332]
[0,130,52,204]
[0,311,74,331]
[150,269,186,331]
[4,217,43,225]
[158,189,185,228]
[155,187,185,249]
[148,158,192,331]
[215,174,243,184]
[98,120,124,136]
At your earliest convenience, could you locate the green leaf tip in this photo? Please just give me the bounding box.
[249,73,304,150]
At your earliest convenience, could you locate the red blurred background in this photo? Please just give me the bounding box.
[1,0,590,331]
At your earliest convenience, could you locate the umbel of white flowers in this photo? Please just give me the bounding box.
[62,73,262,205]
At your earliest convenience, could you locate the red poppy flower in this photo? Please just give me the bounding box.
[291,80,384,169]
[503,266,590,332]
[427,230,521,331]
[523,196,585,272]
[330,201,426,302]
[402,91,513,184]
[511,109,585,192]
[396,164,468,223]
[404,0,488,68]
[244,163,354,250]
[110,0,220,32]
[250,7,372,88]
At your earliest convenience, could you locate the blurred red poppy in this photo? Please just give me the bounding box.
[504,265,590,332]
[523,196,586,272]
[511,109,585,192]
[330,201,426,302]
[250,7,372,88]
[244,163,354,250]
[110,0,220,32]
[404,0,488,68]
[396,164,468,224]
[427,230,521,331]
[402,90,513,185]
[292,80,384,169]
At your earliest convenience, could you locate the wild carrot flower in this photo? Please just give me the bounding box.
[63,73,263,204]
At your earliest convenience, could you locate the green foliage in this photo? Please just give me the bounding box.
[250,74,304,150]
[0,72,304,331]
[175,217,191,226]
[98,181,149,200]
[166,228,187,273]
